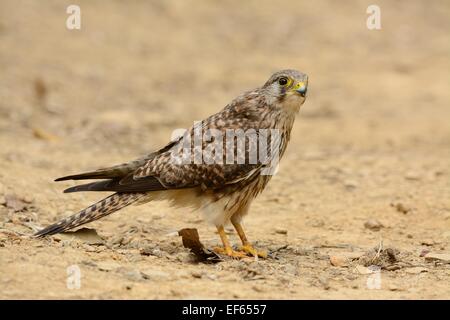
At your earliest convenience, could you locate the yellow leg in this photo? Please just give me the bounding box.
[231,221,267,258]
[214,226,247,259]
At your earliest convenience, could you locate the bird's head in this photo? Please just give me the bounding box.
[262,69,308,112]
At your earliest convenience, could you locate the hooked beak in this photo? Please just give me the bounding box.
[293,81,307,97]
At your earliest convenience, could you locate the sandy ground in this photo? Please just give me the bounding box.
[1,0,449,299]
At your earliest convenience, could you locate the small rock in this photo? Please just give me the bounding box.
[58,228,105,245]
[124,269,144,282]
[4,194,27,211]
[318,276,330,290]
[252,285,264,292]
[330,255,349,267]
[424,253,450,263]
[405,267,428,274]
[309,219,325,228]
[420,239,435,246]
[0,196,6,205]
[33,127,60,142]
[151,213,163,220]
[391,202,411,214]
[97,262,121,272]
[165,231,179,237]
[140,246,163,258]
[364,219,383,231]
[388,284,400,291]
[140,269,170,281]
[206,274,218,280]
[283,264,298,276]
[150,248,163,258]
[419,249,430,257]
[355,265,374,275]
[343,179,358,189]
[82,244,99,252]
[405,171,421,181]
[81,260,97,267]
[274,227,288,235]
[176,252,192,263]
[108,235,124,247]
[23,196,34,203]
[191,271,204,279]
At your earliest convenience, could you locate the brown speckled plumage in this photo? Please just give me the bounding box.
[35,69,308,257]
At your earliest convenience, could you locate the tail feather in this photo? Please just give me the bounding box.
[34,192,145,237]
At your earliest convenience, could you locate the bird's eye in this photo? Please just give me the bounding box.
[278,77,288,86]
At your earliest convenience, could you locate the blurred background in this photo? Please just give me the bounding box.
[0,0,449,299]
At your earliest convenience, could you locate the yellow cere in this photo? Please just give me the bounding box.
[293,81,305,91]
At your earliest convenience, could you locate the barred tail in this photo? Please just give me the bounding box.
[34,192,144,237]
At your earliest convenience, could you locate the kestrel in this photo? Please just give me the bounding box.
[35,69,308,258]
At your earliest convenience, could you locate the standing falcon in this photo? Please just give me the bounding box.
[35,69,308,258]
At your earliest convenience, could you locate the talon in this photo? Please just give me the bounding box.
[240,244,267,258]
[213,246,248,259]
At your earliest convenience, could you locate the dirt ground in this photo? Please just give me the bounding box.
[1,0,449,299]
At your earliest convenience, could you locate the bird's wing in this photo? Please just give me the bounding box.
[127,96,273,191]
[59,92,272,193]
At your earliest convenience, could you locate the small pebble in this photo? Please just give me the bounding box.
[124,270,144,282]
[97,262,121,272]
[405,267,428,274]
[140,269,170,281]
[420,239,435,246]
[343,179,358,189]
[23,196,34,203]
[355,265,373,275]
[424,253,450,263]
[252,285,264,292]
[275,227,288,235]
[191,271,204,279]
[419,249,430,257]
[318,276,330,290]
[405,171,421,181]
[364,219,383,231]
[388,284,400,291]
[392,202,411,214]
[330,255,349,267]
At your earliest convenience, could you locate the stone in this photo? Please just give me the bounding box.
[124,269,144,282]
[343,179,358,189]
[424,253,450,263]
[355,265,373,275]
[330,255,349,267]
[274,227,288,235]
[405,171,421,180]
[405,267,428,274]
[97,262,121,272]
[140,269,170,281]
[364,219,383,231]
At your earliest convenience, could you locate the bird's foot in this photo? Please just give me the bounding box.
[213,246,248,259]
[239,244,268,258]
